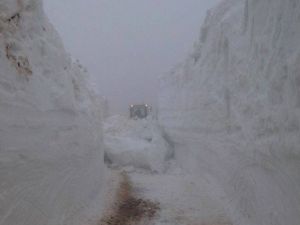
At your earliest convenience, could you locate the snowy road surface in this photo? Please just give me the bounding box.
[104,165,232,225]
[102,116,232,225]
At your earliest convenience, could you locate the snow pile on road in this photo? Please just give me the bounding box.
[103,115,172,173]
[0,1,105,225]
[159,0,300,225]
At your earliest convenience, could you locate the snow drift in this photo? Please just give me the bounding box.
[0,1,105,225]
[103,115,172,173]
[159,0,300,224]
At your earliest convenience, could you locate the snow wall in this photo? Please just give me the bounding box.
[0,1,105,225]
[158,0,300,224]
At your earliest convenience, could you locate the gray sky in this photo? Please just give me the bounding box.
[44,0,220,115]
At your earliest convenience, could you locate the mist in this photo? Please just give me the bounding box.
[1,1,299,225]
[44,0,220,115]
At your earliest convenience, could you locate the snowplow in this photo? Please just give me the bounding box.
[129,104,151,119]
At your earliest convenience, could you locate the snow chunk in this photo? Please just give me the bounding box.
[104,115,173,173]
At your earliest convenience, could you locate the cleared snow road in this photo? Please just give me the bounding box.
[102,116,232,225]
[100,166,232,225]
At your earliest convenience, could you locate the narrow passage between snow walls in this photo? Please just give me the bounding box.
[1,0,299,225]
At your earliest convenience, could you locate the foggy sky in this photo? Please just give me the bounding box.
[44,0,220,115]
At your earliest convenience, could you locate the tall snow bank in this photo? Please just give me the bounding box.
[103,115,172,173]
[0,1,105,225]
[159,0,300,224]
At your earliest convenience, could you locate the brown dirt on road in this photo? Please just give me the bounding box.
[99,172,160,225]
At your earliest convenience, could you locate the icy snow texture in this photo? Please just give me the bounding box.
[159,0,300,225]
[0,1,105,225]
[103,115,172,173]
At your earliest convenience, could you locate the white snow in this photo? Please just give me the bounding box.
[0,1,106,225]
[103,115,173,173]
[130,168,231,225]
[1,0,300,225]
[158,0,300,225]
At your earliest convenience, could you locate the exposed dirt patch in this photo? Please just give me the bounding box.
[99,172,160,225]
[5,43,32,80]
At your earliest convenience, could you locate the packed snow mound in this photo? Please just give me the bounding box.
[159,0,300,225]
[104,115,173,173]
[0,1,105,225]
